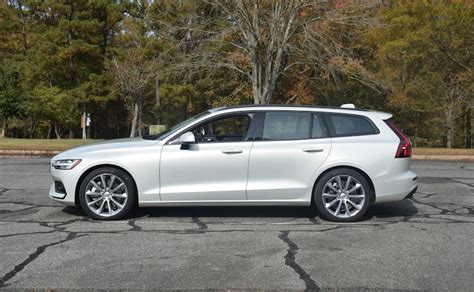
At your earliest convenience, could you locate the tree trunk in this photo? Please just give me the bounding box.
[46,123,52,139]
[470,101,474,149]
[130,102,138,138]
[0,116,7,138]
[82,110,86,140]
[156,78,160,124]
[17,0,27,56]
[69,129,74,139]
[445,107,454,148]
[54,123,61,139]
[29,116,36,138]
[137,97,143,137]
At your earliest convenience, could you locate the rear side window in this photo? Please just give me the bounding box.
[263,112,310,140]
[326,113,378,137]
[312,114,325,138]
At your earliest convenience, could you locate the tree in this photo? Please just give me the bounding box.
[0,58,24,137]
[110,51,158,137]
[160,0,378,105]
[108,13,159,138]
[366,2,473,148]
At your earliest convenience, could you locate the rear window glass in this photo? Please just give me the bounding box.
[328,114,378,136]
[263,112,310,140]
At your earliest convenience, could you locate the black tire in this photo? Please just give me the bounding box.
[78,167,136,220]
[313,168,371,222]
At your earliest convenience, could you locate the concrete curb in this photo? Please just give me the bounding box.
[412,154,474,162]
[0,149,473,162]
[0,149,60,158]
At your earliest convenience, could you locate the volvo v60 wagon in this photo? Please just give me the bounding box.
[49,105,417,222]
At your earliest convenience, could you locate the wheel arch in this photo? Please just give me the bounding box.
[311,165,376,204]
[74,164,138,207]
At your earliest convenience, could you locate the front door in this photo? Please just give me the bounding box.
[160,114,254,201]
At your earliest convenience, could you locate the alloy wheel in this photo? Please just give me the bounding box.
[84,173,128,217]
[322,175,366,218]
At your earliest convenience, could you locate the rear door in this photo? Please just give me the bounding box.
[246,111,331,200]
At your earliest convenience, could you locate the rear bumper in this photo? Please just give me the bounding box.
[374,170,418,203]
[404,186,418,199]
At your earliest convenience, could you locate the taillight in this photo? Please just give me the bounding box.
[385,119,412,158]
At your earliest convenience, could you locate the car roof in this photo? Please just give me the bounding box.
[213,104,369,113]
[212,104,392,120]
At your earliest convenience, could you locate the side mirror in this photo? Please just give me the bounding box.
[179,131,195,145]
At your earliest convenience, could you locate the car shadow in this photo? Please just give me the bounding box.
[130,205,316,219]
[363,199,418,220]
[62,199,418,222]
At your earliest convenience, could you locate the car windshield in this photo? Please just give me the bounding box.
[142,110,211,140]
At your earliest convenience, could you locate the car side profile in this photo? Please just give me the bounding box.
[49,104,417,222]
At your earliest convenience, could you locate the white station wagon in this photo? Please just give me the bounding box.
[49,104,418,222]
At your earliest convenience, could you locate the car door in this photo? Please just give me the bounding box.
[159,113,255,201]
[246,111,331,200]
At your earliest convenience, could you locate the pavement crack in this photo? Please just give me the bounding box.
[191,216,208,230]
[128,219,142,231]
[449,178,474,188]
[278,231,320,291]
[411,198,474,217]
[0,232,87,288]
[308,217,321,225]
[0,230,56,239]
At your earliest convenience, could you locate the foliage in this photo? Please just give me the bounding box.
[0,0,472,148]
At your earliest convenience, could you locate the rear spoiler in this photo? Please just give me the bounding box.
[371,111,392,120]
[340,104,392,120]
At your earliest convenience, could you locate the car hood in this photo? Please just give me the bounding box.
[52,138,162,160]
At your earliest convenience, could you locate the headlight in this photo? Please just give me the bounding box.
[52,159,82,170]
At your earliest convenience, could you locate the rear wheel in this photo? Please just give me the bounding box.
[313,168,371,222]
[79,167,136,220]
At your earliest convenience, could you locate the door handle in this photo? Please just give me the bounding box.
[222,149,243,154]
[303,148,324,153]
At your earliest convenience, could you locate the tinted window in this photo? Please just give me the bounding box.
[263,112,310,140]
[191,115,251,143]
[312,114,325,138]
[328,114,377,136]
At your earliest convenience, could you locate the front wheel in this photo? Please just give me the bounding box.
[79,167,136,220]
[313,168,371,222]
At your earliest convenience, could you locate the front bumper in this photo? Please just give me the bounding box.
[48,163,84,206]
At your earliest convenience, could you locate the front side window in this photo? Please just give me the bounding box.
[262,112,311,140]
[191,115,252,143]
[145,110,211,140]
[327,113,378,137]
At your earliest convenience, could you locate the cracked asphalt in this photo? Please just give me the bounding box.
[0,158,473,291]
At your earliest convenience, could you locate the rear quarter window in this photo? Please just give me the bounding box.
[325,113,379,137]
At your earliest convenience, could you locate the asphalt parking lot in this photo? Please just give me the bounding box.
[0,158,473,291]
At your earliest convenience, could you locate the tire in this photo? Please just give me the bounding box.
[78,167,136,220]
[313,168,371,222]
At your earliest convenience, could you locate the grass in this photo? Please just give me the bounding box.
[0,138,472,155]
[413,147,474,156]
[0,138,101,151]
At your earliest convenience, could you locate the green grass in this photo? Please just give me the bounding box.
[0,138,102,151]
[413,147,474,156]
